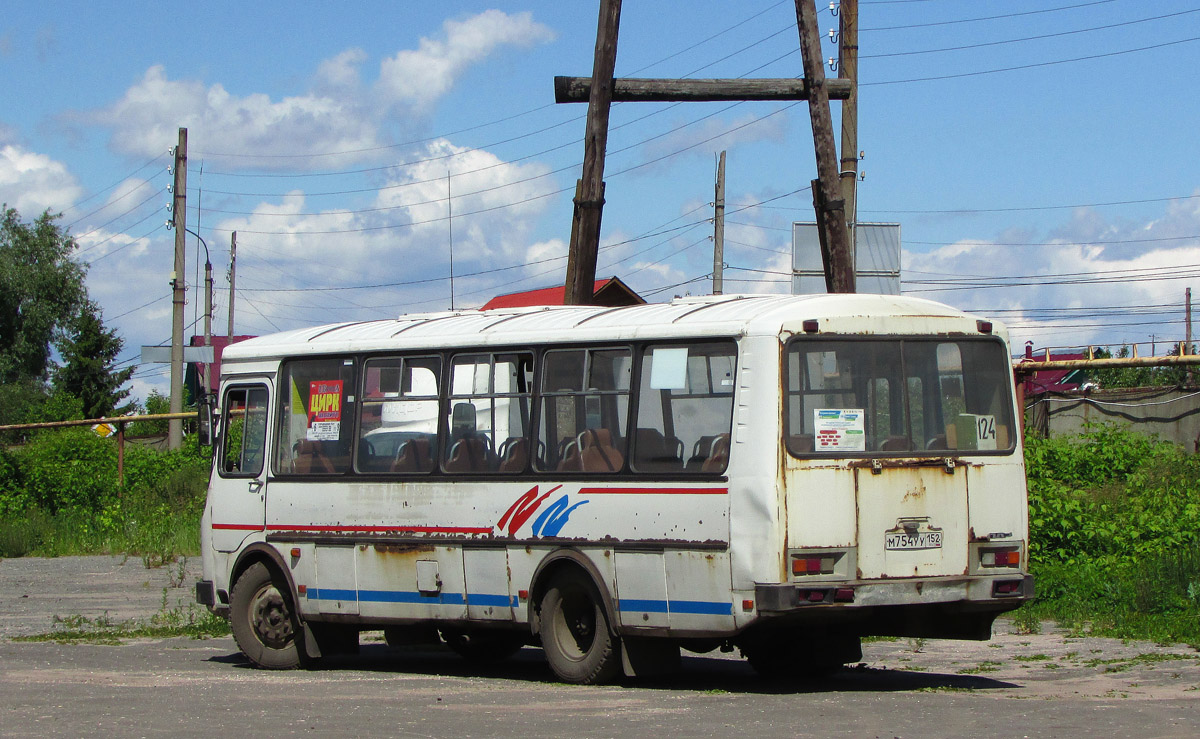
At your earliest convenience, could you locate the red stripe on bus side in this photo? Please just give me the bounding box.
[577,487,728,496]
[212,523,266,531]
[267,524,494,535]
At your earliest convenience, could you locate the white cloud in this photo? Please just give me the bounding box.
[902,201,1200,351]
[0,143,83,214]
[80,11,554,169]
[87,65,382,166]
[376,10,555,110]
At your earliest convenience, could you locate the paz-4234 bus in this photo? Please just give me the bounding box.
[196,293,1033,683]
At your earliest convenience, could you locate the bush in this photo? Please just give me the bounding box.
[0,428,211,560]
[1022,423,1200,645]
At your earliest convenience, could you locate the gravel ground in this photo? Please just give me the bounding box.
[1,554,1198,705]
[0,555,203,639]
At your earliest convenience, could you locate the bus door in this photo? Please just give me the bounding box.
[211,382,272,552]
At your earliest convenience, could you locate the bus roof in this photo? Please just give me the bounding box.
[222,293,1008,362]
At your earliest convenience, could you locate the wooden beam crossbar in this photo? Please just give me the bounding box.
[554,77,852,103]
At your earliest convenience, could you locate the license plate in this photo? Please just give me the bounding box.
[885,531,943,550]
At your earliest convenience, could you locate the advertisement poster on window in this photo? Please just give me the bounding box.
[307,380,343,441]
[814,409,866,451]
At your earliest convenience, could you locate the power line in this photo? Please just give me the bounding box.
[861,9,1200,60]
[860,0,1117,32]
[862,36,1200,86]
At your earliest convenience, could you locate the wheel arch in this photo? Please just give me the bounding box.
[232,543,300,612]
[526,548,619,635]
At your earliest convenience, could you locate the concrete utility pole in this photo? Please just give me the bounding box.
[838,0,860,263]
[169,127,187,450]
[227,231,237,341]
[713,151,726,295]
[563,0,622,306]
[795,0,855,293]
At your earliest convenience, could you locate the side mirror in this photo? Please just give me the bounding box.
[198,394,216,447]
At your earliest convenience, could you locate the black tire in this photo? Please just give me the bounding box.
[538,574,620,684]
[229,561,303,670]
[441,629,526,662]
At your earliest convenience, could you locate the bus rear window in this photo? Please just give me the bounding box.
[785,338,1014,456]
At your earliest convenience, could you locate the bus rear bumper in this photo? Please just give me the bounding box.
[753,574,1034,640]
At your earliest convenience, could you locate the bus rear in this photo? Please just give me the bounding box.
[741,317,1032,672]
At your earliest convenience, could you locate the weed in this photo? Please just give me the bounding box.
[906,637,927,653]
[957,660,1002,675]
[1013,654,1052,662]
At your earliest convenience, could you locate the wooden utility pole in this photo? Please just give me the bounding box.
[563,0,622,305]
[169,127,187,450]
[557,1,857,295]
[795,0,854,293]
[227,231,237,341]
[713,151,726,295]
[1186,287,1193,353]
[838,0,860,264]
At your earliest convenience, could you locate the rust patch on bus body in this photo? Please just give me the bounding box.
[371,543,435,555]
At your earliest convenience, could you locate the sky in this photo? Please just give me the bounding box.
[2,0,1199,402]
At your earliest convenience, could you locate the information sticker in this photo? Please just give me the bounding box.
[814,409,866,452]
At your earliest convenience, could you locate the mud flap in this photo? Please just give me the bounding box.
[620,637,681,677]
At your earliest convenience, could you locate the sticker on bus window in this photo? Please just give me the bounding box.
[955,413,997,451]
[814,409,865,451]
[307,380,343,441]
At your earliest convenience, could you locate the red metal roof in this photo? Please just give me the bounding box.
[481,276,644,309]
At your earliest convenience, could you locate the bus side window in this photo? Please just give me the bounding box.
[275,357,356,475]
[537,348,630,473]
[634,342,736,474]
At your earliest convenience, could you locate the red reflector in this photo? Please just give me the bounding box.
[518,590,529,601]
[802,319,819,333]
[993,580,1021,596]
[805,590,826,602]
[977,320,993,334]
[290,548,301,558]
[742,599,755,612]
[834,588,855,603]
[297,584,307,595]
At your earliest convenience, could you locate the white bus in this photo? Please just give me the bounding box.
[196,293,1032,683]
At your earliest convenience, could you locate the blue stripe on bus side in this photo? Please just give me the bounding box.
[306,589,727,616]
[618,599,732,616]
[306,589,515,608]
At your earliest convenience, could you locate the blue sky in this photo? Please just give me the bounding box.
[2,0,1198,400]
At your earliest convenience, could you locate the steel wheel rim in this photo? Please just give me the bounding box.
[249,582,293,649]
[551,588,597,662]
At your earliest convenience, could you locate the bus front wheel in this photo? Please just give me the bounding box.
[229,561,303,670]
[538,574,620,684]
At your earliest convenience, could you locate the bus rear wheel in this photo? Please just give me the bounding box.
[538,574,620,684]
[230,562,303,670]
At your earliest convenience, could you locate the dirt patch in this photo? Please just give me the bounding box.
[0,555,202,639]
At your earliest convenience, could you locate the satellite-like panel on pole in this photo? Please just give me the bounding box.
[792,222,901,295]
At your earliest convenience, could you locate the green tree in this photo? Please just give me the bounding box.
[1089,345,1197,389]
[0,207,88,384]
[53,301,135,419]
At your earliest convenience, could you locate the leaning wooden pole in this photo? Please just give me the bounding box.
[795,0,855,293]
[564,0,622,305]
